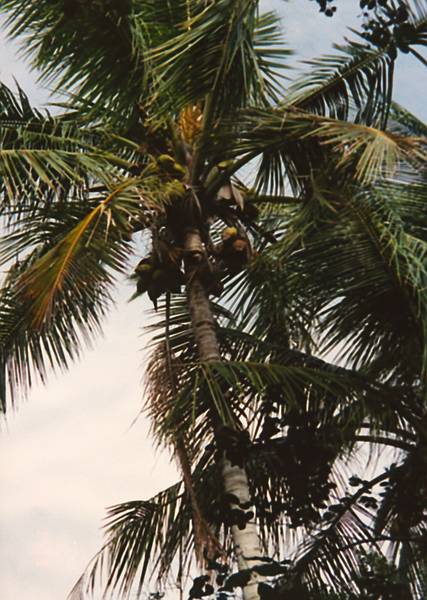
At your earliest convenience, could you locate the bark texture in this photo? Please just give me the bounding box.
[188,278,220,362]
[222,461,264,600]
[185,230,263,600]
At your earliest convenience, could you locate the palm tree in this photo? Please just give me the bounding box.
[0,0,426,598]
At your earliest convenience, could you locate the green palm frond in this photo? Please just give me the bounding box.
[245,177,427,384]
[0,250,109,412]
[0,146,121,205]
[0,173,168,411]
[0,82,138,213]
[222,246,314,352]
[147,350,393,459]
[84,485,191,597]
[390,102,427,137]
[209,107,426,196]
[286,40,395,126]
[285,3,427,127]
[149,1,290,119]
[0,80,45,121]
[81,447,218,598]
[316,180,427,381]
[310,119,426,183]
[292,470,391,594]
[253,10,291,100]
[292,444,427,599]
[10,177,160,327]
[374,443,427,539]
[145,277,416,456]
[217,176,427,416]
[0,0,150,117]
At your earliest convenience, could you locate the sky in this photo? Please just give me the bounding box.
[0,2,426,600]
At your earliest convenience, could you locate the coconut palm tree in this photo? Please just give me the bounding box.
[0,1,426,599]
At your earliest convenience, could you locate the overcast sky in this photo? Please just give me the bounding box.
[0,2,426,600]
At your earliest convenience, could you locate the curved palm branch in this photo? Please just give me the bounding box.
[148,1,289,118]
[209,107,426,196]
[0,0,153,116]
[286,40,395,127]
[291,444,427,598]
[285,0,427,126]
[390,102,427,137]
[0,82,139,216]
[0,172,168,411]
[83,484,192,598]
[227,174,427,386]
[146,328,404,458]
[291,469,393,594]
[0,247,109,412]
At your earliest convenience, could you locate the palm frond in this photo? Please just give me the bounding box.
[149,1,290,119]
[310,119,426,184]
[390,102,427,137]
[84,485,191,598]
[248,176,426,385]
[147,347,397,460]
[0,250,109,412]
[292,470,391,594]
[0,0,152,117]
[291,439,427,599]
[0,81,138,213]
[286,39,395,126]
[0,173,168,411]
[286,1,427,128]
[81,449,218,598]
[11,177,161,327]
[374,442,427,540]
[209,107,426,197]
[317,180,427,381]
[0,79,45,120]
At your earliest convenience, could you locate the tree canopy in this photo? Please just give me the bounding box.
[0,1,426,599]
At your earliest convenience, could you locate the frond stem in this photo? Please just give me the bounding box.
[409,47,427,68]
[353,434,414,452]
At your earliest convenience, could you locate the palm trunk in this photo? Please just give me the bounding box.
[185,231,263,600]
[221,461,264,600]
